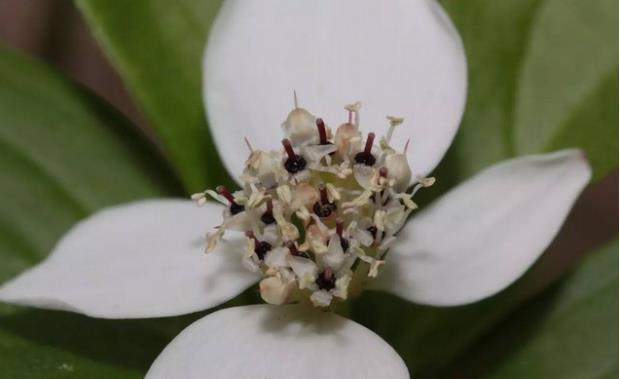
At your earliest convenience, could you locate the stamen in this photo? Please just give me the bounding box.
[386,115,404,143]
[354,132,376,166]
[379,167,388,178]
[217,185,245,215]
[313,184,336,218]
[282,139,307,173]
[245,231,272,260]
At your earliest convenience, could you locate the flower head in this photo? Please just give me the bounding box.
[199,102,433,309]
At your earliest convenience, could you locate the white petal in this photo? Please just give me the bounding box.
[0,200,259,318]
[146,304,409,379]
[203,0,466,180]
[373,150,591,306]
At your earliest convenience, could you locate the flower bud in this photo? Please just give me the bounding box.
[245,150,278,187]
[281,108,318,145]
[334,122,360,155]
[385,153,412,191]
[294,182,319,208]
[259,276,293,305]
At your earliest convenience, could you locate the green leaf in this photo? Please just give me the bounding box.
[352,239,618,378]
[76,0,231,191]
[0,47,182,378]
[454,239,619,379]
[0,311,175,379]
[442,0,617,181]
[513,0,618,180]
[440,0,540,177]
[351,270,543,378]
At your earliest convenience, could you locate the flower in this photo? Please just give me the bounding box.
[0,0,591,378]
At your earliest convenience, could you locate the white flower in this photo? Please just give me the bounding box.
[0,1,591,378]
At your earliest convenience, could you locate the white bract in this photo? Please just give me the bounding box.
[0,1,591,378]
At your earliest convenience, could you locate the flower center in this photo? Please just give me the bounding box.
[196,101,434,308]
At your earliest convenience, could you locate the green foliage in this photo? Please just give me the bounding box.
[76,0,230,191]
[442,0,617,182]
[0,47,181,282]
[455,240,619,379]
[0,47,182,378]
[352,240,618,379]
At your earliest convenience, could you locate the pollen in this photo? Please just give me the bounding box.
[197,100,434,308]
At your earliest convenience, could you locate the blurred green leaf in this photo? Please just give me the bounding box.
[76,0,231,191]
[0,311,173,379]
[454,239,618,379]
[0,47,182,378]
[513,0,618,180]
[352,238,618,378]
[352,262,549,378]
[443,0,617,181]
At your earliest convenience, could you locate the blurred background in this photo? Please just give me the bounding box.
[0,1,144,129]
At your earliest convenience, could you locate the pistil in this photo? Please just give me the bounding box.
[336,220,349,251]
[217,185,245,215]
[313,184,336,218]
[282,138,307,173]
[261,198,275,225]
[354,132,376,166]
[316,118,328,145]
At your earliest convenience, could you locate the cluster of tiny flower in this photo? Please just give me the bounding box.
[192,100,434,308]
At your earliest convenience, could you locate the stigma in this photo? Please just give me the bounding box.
[197,100,434,308]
